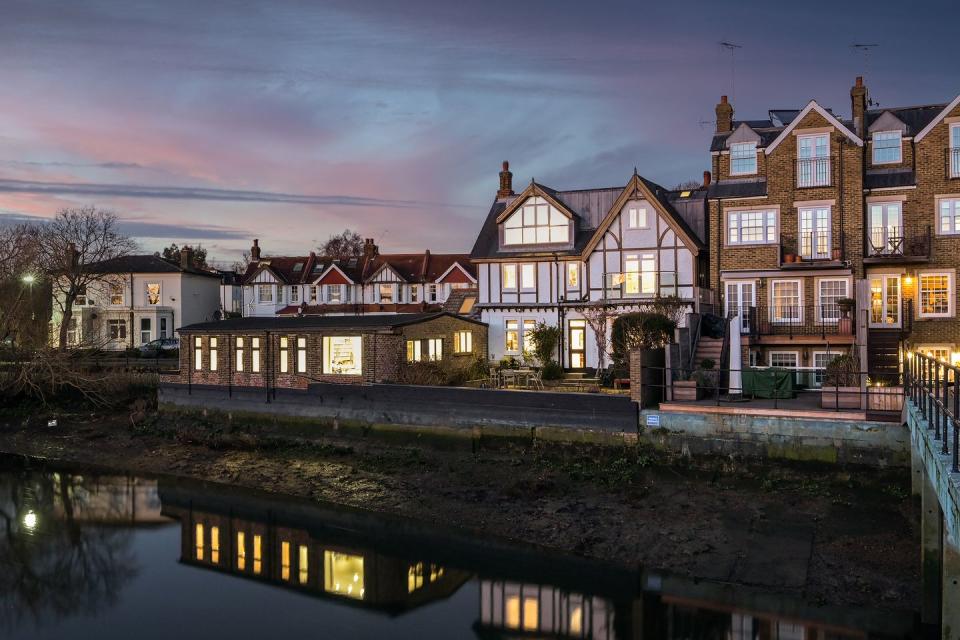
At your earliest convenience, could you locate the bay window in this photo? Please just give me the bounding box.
[323,336,362,375]
[727,210,777,245]
[918,271,954,318]
[730,141,757,175]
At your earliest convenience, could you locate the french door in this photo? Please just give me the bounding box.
[797,134,830,187]
[869,275,901,328]
[799,207,831,259]
[724,281,755,333]
[568,320,586,369]
[868,202,903,255]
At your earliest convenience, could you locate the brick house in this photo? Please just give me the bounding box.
[171,312,488,388]
[241,239,477,318]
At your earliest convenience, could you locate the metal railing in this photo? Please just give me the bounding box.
[796,157,833,188]
[735,304,855,338]
[602,271,695,300]
[948,148,960,179]
[906,352,959,473]
[866,225,931,260]
[797,230,832,260]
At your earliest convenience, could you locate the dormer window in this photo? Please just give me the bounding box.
[872,131,902,164]
[730,142,757,175]
[503,197,569,245]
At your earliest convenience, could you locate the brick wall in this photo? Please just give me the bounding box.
[401,315,488,367]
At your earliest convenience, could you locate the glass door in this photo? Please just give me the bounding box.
[725,281,755,333]
[568,320,586,369]
[868,203,903,255]
[869,275,901,327]
[798,133,830,187]
[799,207,831,259]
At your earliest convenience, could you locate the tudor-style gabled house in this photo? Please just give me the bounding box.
[471,162,709,370]
[241,239,477,317]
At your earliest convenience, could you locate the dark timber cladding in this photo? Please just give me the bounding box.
[172,312,488,387]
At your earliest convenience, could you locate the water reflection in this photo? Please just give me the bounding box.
[0,457,920,639]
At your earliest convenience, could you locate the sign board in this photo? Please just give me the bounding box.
[645,414,660,427]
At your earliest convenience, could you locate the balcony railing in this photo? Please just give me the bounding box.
[795,156,833,188]
[780,232,841,264]
[949,148,960,179]
[865,225,931,262]
[732,304,856,339]
[602,271,695,300]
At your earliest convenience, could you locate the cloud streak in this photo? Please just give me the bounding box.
[0,211,249,240]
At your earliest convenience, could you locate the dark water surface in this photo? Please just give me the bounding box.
[0,455,920,639]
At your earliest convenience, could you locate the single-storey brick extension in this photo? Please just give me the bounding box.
[172,312,488,388]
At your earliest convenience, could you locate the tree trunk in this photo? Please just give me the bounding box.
[59,297,75,351]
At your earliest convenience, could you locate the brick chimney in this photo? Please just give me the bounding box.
[851,76,868,139]
[250,238,261,261]
[67,242,79,271]
[363,238,378,260]
[703,170,712,187]
[497,161,514,199]
[715,95,733,134]
[420,249,431,279]
[180,246,193,269]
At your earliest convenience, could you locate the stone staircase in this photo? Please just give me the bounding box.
[693,336,723,369]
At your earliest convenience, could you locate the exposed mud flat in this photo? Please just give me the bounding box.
[0,409,920,611]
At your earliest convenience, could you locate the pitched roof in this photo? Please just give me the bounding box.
[707,179,768,200]
[865,169,916,190]
[866,103,947,137]
[179,311,486,333]
[240,251,473,285]
[709,105,856,153]
[84,254,221,278]
[913,95,960,142]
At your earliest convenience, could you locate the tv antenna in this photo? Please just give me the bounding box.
[720,41,742,104]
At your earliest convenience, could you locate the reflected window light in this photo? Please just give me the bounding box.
[506,596,521,629]
[324,550,365,600]
[211,526,220,564]
[408,562,424,593]
[570,605,583,634]
[298,545,309,585]
[22,510,38,531]
[253,535,262,575]
[195,523,204,561]
[523,597,539,631]
[281,541,291,581]
[237,531,246,571]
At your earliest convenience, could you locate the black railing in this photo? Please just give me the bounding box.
[947,148,960,179]
[906,352,960,473]
[866,225,931,260]
[796,156,833,188]
[742,304,856,338]
[798,230,832,260]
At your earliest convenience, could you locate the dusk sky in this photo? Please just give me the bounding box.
[1,0,956,264]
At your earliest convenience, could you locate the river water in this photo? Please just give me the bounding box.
[0,455,920,639]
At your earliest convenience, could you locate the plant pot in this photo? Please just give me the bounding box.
[784,253,796,263]
[821,386,860,409]
[672,380,701,401]
[838,317,853,335]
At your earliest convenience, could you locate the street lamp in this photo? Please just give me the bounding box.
[21,274,36,320]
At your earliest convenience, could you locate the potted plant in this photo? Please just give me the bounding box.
[821,353,861,409]
[836,297,855,334]
[782,236,797,264]
[672,369,700,401]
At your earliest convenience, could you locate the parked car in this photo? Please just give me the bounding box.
[139,338,179,356]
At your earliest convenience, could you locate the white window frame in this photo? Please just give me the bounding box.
[427,284,438,302]
[726,209,778,246]
[322,336,362,376]
[426,338,443,361]
[798,206,832,260]
[520,264,536,291]
[816,278,849,323]
[770,279,802,324]
[378,284,394,303]
[257,284,273,303]
[768,351,799,369]
[950,124,960,178]
[454,330,473,354]
[917,345,953,363]
[325,284,343,304]
[938,197,960,236]
[626,206,649,229]
[729,141,757,176]
[504,319,519,354]
[290,286,299,303]
[145,282,161,305]
[109,281,125,306]
[917,270,955,318]
[522,319,536,354]
[812,350,836,388]
[502,197,570,246]
[502,264,518,292]
[410,285,419,303]
[566,262,579,289]
[871,130,902,165]
[140,318,152,344]
[797,133,831,187]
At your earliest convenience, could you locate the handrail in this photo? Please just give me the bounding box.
[906,352,960,473]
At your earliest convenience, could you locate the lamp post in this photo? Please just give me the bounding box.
[22,275,35,320]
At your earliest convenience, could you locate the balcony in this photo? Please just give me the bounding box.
[795,156,834,188]
[864,225,931,264]
[602,271,696,300]
[779,232,842,268]
[731,304,856,339]
[949,148,960,179]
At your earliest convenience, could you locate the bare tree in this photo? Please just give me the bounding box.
[229,249,251,274]
[319,229,366,259]
[580,303,617,370]
[0,224,41,345]
[36,207,136,350]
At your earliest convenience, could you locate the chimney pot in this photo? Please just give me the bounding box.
[715,96,734,134]
[180,246,192,269]
[720,95,728,104]
[251,238,261,261]
[855,76,863,87]
[703,170,712,187]
[497,161,514,199]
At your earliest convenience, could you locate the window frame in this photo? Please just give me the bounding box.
[235,337,244,372]
[289,286,299,303]
[257,284,273,303]
[504,319,519,354]
[625,206,649,229]
[279,336,289,373]
[566,262,579,289]
[726,208,778,246]
[109,280,125,306]
[770,279,803,324]
[816,277,849,323]
[378,284,394,304]
[322,335,363,375]
[520,263,536,291]
[109,318,127,340]
[296,337,307,373]
[209,337,218,371]
[937,197,960,235]
[729,141,758,176]
[502,264,518,292]
[522,319,536,354]
[145,282,161,305]
[797,205,832,260]
[917,270,955,318]
[871,130,902,165]
[767,350,799,369]
[951,124,960,178]
[194,336,202,370]
[140,318,152,344]
[502,197,571,246]
[426,338,443,361]
[453,330,473,354]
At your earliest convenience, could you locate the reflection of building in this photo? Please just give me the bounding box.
[477,580,615,639]
[52,474,166,525]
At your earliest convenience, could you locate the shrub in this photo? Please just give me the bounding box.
[699,357,715,370]
[528,322,562,367]
[498,356,520,370]
[123,347,141,358]
[824,353,860,387]
[540,362,564,380]
[611,312,676,368]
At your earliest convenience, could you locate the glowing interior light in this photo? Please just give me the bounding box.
[22,510,37,530]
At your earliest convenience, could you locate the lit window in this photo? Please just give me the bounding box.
[505,320,519,352]
[771,280,801,323]
[253,535,262,574]
[279,336,289,373]
[872,131,902,164]
[281,541,291,581]
[324,551,364,600]
[298,545,309,585]
[323,336,362,375]
[522,319,536,353]
[730,141,757,175]
[505,594,539,631]
[209,337,218,371]
[195,523,204,561]
[503,197,569,245]
[817,279,848,322]
[728,210,777,245]
[145,283,161,305]
[251,337,261,372]
[378,284,394,303]
[406,340,422,362]
[454,330,472,354]
[427,338,443,361]
[566,263,579,288]
[624,254,656,295]
[410,285,419,302]
[939,198,960,235]
[769,352,799,369]
[502,264,518,291]
[297,337,307,373]
[210,526,220,564]
[110,281,124,305]
[235,337,244,372]
[520,264,536,290]
[408,562,425,593]
[626,206,649,229]
[257,284,273,303]
[237,531,246,571]
[919,272,954,317]
[194,336,202,370]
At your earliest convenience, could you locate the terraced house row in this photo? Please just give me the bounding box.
[471,77,960,377]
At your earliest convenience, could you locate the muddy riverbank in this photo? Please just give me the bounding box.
[0,407,920,611]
